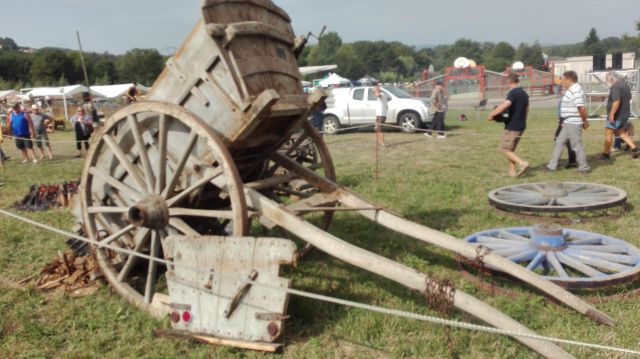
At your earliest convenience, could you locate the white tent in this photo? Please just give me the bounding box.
[91,83,149,98]
[24,85,93,99]
[319,73,351,88]
[0,90,17,100]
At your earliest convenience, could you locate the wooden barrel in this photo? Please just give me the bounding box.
[202,0,303,97]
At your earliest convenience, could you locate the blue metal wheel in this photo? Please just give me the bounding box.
[464,224,640,288]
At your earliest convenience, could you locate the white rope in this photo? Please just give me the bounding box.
[0,208,638,356]
[3,134,91,144]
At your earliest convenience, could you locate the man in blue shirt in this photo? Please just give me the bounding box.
[9,103,38,164]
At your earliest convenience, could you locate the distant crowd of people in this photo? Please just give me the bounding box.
[487,70,636,177]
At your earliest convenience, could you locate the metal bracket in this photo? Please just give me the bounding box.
[224,270,259,318]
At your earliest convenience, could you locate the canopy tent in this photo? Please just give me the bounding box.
[319,73,351,88]
[299,64,338,77]
[0,90,18,101]
[23,85,94,99]
[91,83,149,98]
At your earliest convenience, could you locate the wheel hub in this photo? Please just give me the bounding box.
[129,195,169,229]
[530,224,565,250]
[540,182,568,199]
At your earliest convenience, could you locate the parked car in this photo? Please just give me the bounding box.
[322,86,431,134]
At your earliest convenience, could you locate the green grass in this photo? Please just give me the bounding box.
[2,110,640,358]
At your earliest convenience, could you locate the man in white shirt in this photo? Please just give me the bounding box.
[545,71,590,173]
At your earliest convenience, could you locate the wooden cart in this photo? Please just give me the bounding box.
[78,2,609,357]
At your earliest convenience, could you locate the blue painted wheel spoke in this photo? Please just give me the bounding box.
[526,252,546,271]
[565,248,637,265]
[555,252,604,278]
[507,249,538,263]
[546,252,569,278]
[565,253,631,273]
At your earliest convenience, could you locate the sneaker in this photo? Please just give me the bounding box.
[437,135,447,139]
[632,148,640,159]
[424,133,432,138]
[598,153,611,160]
[612,147,620,152]
[541,165,555,173]
[564,163,578,169]
[32,159,39,164]
[21,159,28,164]
[578,169,591,175]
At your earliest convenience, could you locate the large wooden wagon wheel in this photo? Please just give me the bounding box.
[252,122,336,250]
[465,225,640,289]
[80,101,248,315]
[488,182,627,214]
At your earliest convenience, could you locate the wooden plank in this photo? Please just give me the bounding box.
[152,329,282,353]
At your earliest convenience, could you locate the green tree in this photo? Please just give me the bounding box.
[307,32,342,66]
[93,58,116,84]
[0,51,32,83]
[29,48,74,85]
[334,45,365,79]
[444,39,484,68]
[484,42,515,72]
[375,71,399,83]
[115,48,164,85]
[515,42,545,70]
[583,28,605,58]
[0,37,18,51]
[397,55,416,77]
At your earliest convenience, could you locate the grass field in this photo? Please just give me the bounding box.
[1,108,640,358]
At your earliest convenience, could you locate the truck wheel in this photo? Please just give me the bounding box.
[398,112,422,133]
[323,115,340,135]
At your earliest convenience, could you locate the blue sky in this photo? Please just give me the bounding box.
[1,0,638,54]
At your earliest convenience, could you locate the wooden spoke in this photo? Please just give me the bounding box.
[103,134,148,194]
[169,208,235,220]
[285,130,310,156]
[144,230,160,304]
[89,167,141,202]
[117,229,151,283]
[169,218,201,236]
[88,206,130,214]
[166,167,223,207]
[127,114,156,193]
[100,224,135,245]
[155,114,168,194]
[94,213,135,248]
[162,131,198,198]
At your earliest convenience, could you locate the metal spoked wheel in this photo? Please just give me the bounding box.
[80,101,248,315]
[464,224,640,288]
[488,182,627,214]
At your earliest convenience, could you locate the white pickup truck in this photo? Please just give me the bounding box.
[322,86,431,134]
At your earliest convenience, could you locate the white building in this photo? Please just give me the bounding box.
[550,52,637,83]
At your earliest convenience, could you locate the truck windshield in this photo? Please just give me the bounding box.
[383,86,412,99]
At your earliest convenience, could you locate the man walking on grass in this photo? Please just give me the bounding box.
[545,71,590,173]
[599,71,639,160]
[488,73,530,177]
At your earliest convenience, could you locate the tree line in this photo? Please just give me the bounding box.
[299,20,640,82]
[1,19,639,90]
[0,37,165,90]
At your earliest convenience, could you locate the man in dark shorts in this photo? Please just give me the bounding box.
[9,103,38,164]
[599,71,639,160]
[488,73,530,177]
